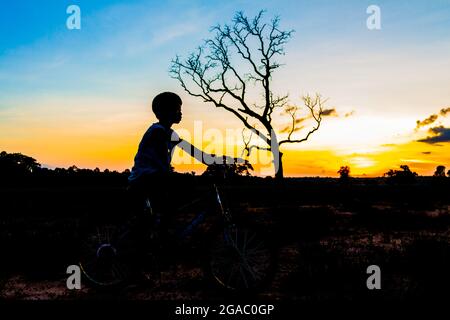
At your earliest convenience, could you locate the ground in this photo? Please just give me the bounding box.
[1,177,450,301]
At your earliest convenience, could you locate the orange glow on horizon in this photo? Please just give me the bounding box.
[1,104,449,177]
[2,137,448,177]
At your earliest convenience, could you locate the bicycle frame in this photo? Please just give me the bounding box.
[171,183,233,241]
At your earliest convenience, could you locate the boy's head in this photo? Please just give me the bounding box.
[152,92,182,124]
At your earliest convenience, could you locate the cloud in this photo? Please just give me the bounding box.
[417,126,450,144]
[421,151,432,155]
[321,108,338,117]
[280,107,341,134]
[429,126,447,135]
[280,125,304,133]
[415,106,450,130]
[322,108,355,118]
[440,107,450,116]
[344,110,355,118]
[416,114,438,129]
[152,22,200,46]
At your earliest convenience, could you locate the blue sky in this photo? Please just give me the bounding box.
[1,0,449,175]
[0,1,448,80]
[1,0,449,108]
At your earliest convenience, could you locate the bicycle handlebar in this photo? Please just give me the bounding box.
[209,155,247,165]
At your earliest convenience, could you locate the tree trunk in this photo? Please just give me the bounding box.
[274,151,284,179]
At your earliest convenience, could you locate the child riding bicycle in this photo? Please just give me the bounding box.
[128,92,241,242]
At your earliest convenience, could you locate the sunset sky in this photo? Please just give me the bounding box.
[1,0,450,177]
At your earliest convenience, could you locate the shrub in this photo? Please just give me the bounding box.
[384,165,418,184]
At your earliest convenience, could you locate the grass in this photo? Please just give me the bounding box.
[1,176,449,300]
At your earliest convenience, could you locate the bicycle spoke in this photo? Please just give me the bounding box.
[246,232,256,246]
[242,230,249,254]
[239,265,249,288]
[111,260,126,281]
[210,227,273,291]
[241,257,258,281]
[226,264,239,287]
[79,224,133,286]
[106,226,111,243]
[96,227,102,244]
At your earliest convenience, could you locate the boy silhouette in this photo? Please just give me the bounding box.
[128,92,238,237]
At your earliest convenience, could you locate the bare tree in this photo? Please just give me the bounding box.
[170,10,325,178]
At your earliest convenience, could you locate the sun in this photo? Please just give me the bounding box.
[349,157,376,169]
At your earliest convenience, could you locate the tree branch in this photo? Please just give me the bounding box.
[279,94,326,146]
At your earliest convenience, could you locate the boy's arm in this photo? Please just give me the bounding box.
[176,139,215,165]
[176,139,242,165]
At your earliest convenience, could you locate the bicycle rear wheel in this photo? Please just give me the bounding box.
[209,226,274,291]
[78,224,136,287]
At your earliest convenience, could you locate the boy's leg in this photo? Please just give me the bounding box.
[127,175,164,244]
[139,174,172,245]
[135,173,198,245]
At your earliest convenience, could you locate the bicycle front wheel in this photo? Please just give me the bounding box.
[209,226,274,291]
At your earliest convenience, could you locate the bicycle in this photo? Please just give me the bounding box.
[78,168,275,292]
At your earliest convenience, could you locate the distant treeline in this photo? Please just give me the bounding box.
[0,151,130,186]
[337,164,450,183]
[0,151,254,187]
[1,151,449,187]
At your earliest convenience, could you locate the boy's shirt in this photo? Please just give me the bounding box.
[128,123,180,183]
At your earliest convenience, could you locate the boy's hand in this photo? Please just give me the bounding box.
[221,156,246,164]
[233,157,246,164]
[206,154,247,165]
